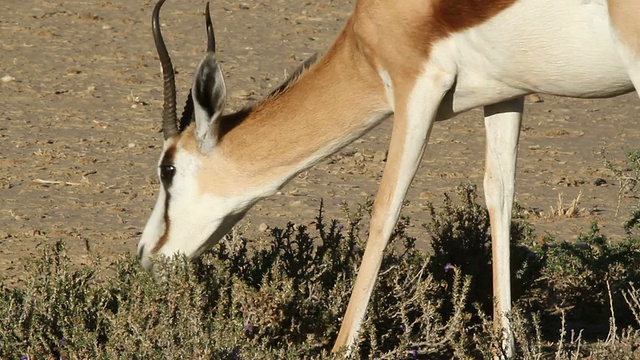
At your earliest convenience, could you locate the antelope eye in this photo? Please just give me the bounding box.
[160,164,176,185]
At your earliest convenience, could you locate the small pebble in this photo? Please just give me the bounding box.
[594,178,607,186]
[373,151,386,163]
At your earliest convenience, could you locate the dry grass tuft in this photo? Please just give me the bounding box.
[545,191,583,219]
[1,185,640,358]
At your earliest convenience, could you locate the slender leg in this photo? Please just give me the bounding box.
[614,45,640,96]
[623,59,640,97]
[483,97,524,359]
[332,68,454,354]
[607,0,640,95]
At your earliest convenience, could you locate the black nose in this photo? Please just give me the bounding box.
[138,244,145,259]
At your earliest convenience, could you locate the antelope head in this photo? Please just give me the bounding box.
[138,0,270,269]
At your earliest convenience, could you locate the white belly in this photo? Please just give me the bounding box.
[436,0,635,118]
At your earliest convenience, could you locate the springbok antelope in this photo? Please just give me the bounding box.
[138,0,640,356]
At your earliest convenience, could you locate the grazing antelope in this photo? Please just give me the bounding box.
[138,0,640,356]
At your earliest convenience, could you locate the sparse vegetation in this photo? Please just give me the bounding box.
[546,191,584,219]
[2,185,640,359]
[521,191,584,220]
[601,148,640,215]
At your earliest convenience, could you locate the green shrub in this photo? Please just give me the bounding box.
[423,185,542,318]
[1,186,639,359]
[538,222,640,327]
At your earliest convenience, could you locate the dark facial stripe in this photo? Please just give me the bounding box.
[151,144,177,254]
[152,192,171,254]
[160,144,177,168]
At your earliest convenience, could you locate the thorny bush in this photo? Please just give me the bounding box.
[1,185,640,359]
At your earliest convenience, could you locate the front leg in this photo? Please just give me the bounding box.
[483,97,523,359]
[332,67,455,354]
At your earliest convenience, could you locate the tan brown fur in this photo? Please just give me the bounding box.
[344,0,519,223]
[351,0,516,60]
[331,0,519,351]
[608,0,640,56]
[264,53,320,100]
[145,0,638,355]
[174,0,521,343]
[213,18,388,177]
[207,0,519,184]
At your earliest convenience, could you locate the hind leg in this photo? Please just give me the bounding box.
[483,97,524,359]
[628,63,640,95]
[622,53,640,94]
[608,0,640,93]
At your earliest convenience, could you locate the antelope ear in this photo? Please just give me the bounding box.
[192,52,227,153]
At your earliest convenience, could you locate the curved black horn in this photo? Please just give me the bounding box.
[205,2,216,53]
[177,2,215,131]
[152,0,179,139]
[178,90,193,132]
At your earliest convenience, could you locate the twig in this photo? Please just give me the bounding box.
[605,281,617,346]
[32,179,82,186]
[555,310,566,360]
[623,284,640,326]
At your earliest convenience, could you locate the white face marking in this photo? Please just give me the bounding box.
[137,145,256,269]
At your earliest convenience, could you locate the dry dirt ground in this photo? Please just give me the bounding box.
[1,0,639,285]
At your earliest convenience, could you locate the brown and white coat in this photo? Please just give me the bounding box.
[138,0,640,357]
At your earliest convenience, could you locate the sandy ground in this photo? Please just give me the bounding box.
[1,0,639,285]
